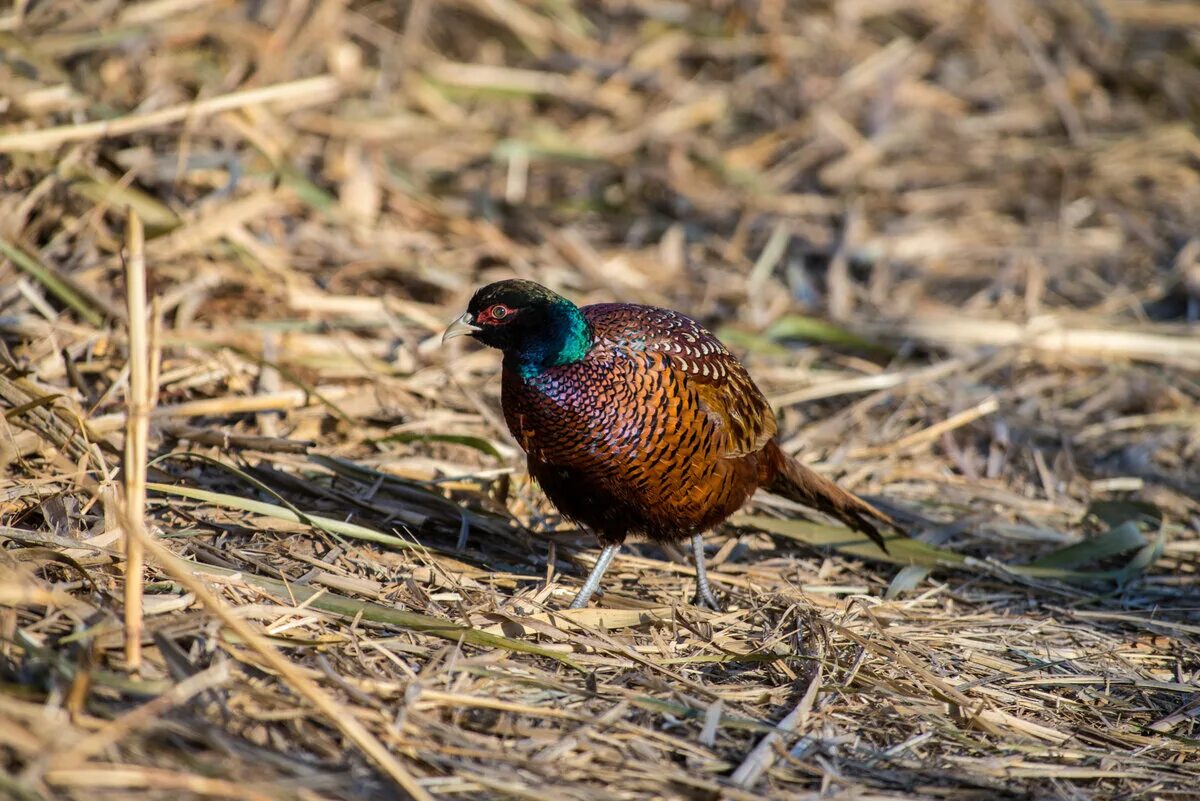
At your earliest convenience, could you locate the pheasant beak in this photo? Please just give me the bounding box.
[442,312,481,343]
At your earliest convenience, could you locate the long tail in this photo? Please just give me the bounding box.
[763,442,900,552]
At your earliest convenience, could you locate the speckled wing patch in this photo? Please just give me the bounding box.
[585,303,777,458]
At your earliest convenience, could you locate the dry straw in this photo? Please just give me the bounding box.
[121,210,149,671]
[0,1,1196,800]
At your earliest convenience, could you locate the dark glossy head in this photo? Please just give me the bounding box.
[443,279,592,374]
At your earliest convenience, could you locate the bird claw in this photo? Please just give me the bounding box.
[692,585,722,611]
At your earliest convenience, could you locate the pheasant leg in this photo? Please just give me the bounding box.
[692,532,721,610]
[568,543,620,608]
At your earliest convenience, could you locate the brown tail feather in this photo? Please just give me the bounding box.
[763,442,900,552]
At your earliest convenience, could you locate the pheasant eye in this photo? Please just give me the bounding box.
[490,304,510,320]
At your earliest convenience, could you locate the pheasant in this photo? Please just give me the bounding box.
[444,279,899,608]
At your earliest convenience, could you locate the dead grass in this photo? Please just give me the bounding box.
[0,1,1198,800]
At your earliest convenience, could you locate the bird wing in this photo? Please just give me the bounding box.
[584,303,777,458]
[689,355,778,457]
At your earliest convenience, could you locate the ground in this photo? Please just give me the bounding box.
[0,2,1198,800]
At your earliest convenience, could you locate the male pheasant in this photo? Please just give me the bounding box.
[444,279,899,608]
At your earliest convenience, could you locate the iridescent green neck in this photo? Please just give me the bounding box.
[516,300,592,378]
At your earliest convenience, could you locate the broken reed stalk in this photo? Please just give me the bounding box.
[123,209,149,672]
[856,316,1200,368]
[0,75,342,153]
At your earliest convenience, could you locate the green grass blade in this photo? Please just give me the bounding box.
[147,482,420,551]
[733,515,1144,583]
[69,176,180,232]
[4,393,64,421]
[764,314,894,356]
[0,238,107,326]
[1117,526,1167,582]
[149,451,326,530]
[712,328,793,357]
[1030,521,1146,569]
[1085,499,1163,528]
[180,558,583,670]
[732,514,964,567]
[379,432,504,459]
[278,164,336,212]
[885,564,933,599]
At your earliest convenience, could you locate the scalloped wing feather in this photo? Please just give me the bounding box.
[584,303,777,458]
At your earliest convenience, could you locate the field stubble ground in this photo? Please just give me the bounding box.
[0,1,1198,800]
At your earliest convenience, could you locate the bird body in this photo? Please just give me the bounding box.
[501,302,772,546]
[445,279,898,607]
